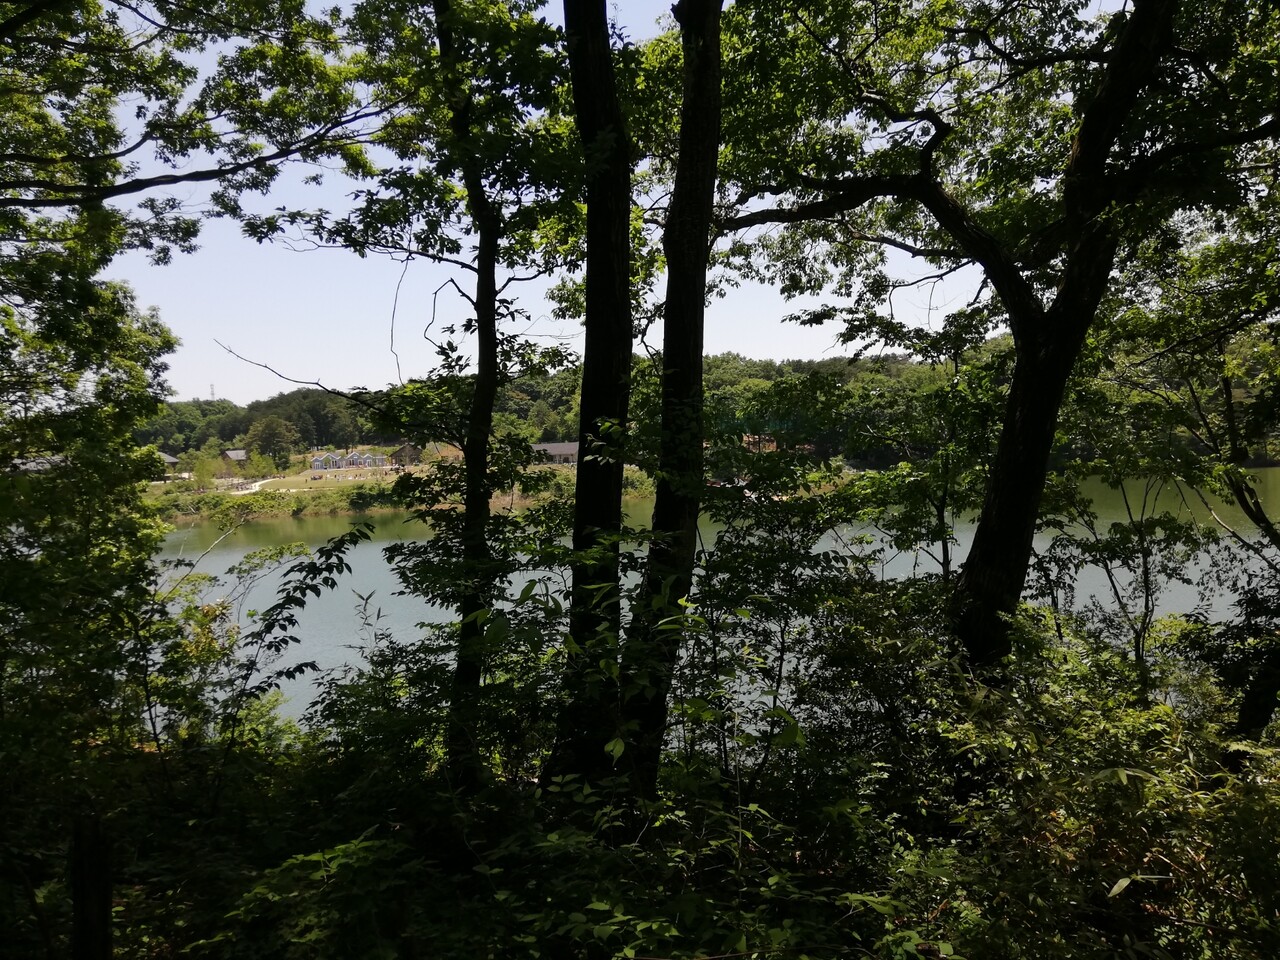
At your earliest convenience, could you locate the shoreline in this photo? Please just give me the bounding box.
[148,465,656,523]
[148,484,552,523]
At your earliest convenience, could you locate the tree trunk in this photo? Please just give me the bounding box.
[447,216,499,790]
[70,814,111,960]
[1231,647,1280,742]
[952,222,1127,668]
[951,0,1175,668]
[1214,363,1280,739]
[622,0,723,800]
[545,0,634,785]
[952,329,1081,667]
[713,0,1179,673]
[433,0,501,790]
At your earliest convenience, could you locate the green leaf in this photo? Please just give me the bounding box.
[773,721,805,747]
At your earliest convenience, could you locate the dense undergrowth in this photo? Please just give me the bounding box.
[7,481,1279,959]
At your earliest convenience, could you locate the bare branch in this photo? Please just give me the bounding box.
[213,340,390,418]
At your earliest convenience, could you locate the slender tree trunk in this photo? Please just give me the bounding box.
[545,0,634,785]
[448,216,499,789]
[70,814,111,960]
[622,0,722,800]
[433,0,501,789]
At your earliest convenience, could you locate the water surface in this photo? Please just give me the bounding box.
[157,472,1280,713]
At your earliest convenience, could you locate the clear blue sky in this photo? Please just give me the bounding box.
[106,1,969,405]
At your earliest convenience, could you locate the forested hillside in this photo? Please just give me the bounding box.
[135,390,371,455]
[4,0,1280,957]
[136,352,922,459]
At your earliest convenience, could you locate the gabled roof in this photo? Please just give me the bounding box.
[223,449,248,461]
[8,455,65,473]
[533,442,579,457]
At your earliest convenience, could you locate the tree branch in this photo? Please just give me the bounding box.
[0,0,68,41]
[1063,0,1177,206]
[718,174,908,231]
[0,131,157,167]
[1118,115,1280,198]
[0,108,387,210]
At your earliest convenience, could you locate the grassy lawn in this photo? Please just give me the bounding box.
[258,470,396,492]
[259,462,452,491]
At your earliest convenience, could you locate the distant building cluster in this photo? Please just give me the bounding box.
[200,442,574,473]
[309,450,390,470]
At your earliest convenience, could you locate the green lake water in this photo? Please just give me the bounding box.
[157,472,1280,714]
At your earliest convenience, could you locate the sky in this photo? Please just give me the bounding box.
[105,0,972,406]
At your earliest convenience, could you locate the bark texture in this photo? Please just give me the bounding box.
[433,0,502,789]
[545,0,634,785]
[951,0,1177,668]
[622,0,723,799]
[71,814,111,960]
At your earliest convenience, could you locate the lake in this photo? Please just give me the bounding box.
[156,471,1280,714]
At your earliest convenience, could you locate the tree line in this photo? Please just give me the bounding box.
[136,391,367,457]
[136,352,952,464]
[4,0,1280,957]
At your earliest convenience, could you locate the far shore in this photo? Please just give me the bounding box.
[146,462,659,523]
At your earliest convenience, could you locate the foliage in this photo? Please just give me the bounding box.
[149,483,402,521]
[246,415,303,469]
[136,387,388,454]
[0,187,178,950]
[7,0,1280,957]
[1,0,380,232]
